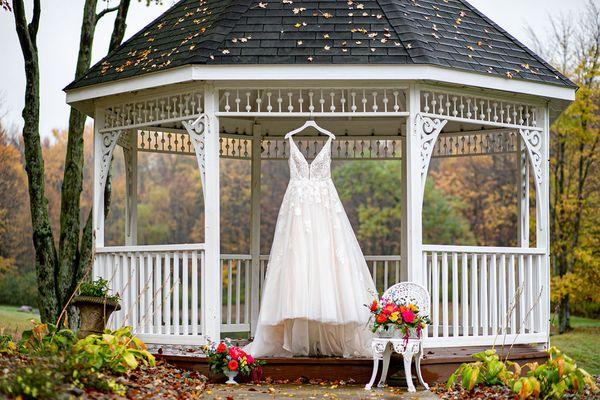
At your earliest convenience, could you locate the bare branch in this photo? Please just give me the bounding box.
[28,0,40,40]
[96,4,119,22]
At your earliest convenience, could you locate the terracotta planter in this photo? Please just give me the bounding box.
[72,296,121,338]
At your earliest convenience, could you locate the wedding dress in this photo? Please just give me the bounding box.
[245,135,376,358]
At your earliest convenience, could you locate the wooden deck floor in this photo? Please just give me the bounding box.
[150,343,547,384]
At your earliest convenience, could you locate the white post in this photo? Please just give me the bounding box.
[538,105,551,341]
[124,130,138,246]
[202,84,221,341]
[516,134,529,247]
[250,123,262,336]
[92,107,106,251]
[402,85,424,285]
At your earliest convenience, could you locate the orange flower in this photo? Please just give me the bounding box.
[370,300,379,312]
[383,303,397,315]
[376,314,388,323]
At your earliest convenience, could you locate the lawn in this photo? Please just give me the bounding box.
[0,305,39,337]
[550,315,600,375]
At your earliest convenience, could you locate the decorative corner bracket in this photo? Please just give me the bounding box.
[182,114,207,195]
[518,128,543,192]
[416,114,448,193]
[98,129,124,193]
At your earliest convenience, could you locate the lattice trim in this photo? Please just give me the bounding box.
[421,89,540,128]
[218,88,407,115]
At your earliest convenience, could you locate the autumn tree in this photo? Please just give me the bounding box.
[9,0,144,324]
[529,1,600,332]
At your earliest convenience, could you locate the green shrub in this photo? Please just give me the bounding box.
[0,335,16,355]
[18,322,76,355]
[446,347,598,399]
[0,270,38,307]
[79,278,120,302]
[72,326,155,374]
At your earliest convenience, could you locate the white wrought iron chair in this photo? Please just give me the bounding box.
[365,282,430,392]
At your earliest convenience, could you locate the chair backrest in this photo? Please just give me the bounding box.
[381,282,430,318]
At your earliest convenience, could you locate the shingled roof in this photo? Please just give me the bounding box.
[66,0,575,90]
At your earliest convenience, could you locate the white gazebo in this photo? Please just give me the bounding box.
[65,0,575,352]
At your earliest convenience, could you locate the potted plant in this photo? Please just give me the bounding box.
[72,278,121,338]
[202,341,264,384]
[367,299,430,342]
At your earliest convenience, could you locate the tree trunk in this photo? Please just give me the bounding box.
[12,0,60,323]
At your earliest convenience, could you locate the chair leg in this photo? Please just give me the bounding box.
[365,356,379,390]
[415,348,429,390]
[403,352,416,393]
[377,346,392,388]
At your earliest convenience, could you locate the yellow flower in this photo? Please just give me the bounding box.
[389,312,399,322]
[409,303,419,312]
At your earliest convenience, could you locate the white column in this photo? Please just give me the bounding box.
[538,106,551,339]
[92,107,106,251]
[516,134,530,247]
[250,123,262,336]
[202,84,221,341]
[124,130,138,246]
[402,85,424,285]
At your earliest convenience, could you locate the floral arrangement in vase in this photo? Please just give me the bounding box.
[367,299,430,342]
[202,341,264,384]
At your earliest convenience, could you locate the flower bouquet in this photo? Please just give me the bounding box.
[202,341,264,384]
[367,299,430,342]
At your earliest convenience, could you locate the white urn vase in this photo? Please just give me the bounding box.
[225,369,239,384]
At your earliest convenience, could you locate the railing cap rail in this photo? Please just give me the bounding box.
[422,244,546,255]
[96,243,206,254]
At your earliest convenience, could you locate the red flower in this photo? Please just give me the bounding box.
[402,310,415,323]
[376,314,388,323]
[370,300,379,312]
[228,360,239,371]
[216,342,227,353]
[228,346,241,359]
[247,354,254,364]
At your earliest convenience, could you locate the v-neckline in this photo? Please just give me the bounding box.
[289,136,332,169]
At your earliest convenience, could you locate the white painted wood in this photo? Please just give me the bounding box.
[461,253,469,336]
[480,255,488,336]
[154,254,162,334]
[250,123,262,335]
[191,250,199,336]
[173,253,180,335]
[509,255,517,334]
[92,107,106,249]
[403,84,424,285]
[432,252,439,338]
[182,252,189,335]
[202,83,221,341]
[124,130,138,246]
[470,254,478,336]
[499,254,507,334]
[422,245,544,254]
[490,254,497,336]
[97,244,206,253]
[527,254,534,333]
[452,252,459,337]
[518,254,526,334]
[164,253,171,335]
[441,253,449,338]
[423,333,547,348]
[66,65,575,107]
[517,135,530,247]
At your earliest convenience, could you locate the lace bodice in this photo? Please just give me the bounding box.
[289,137,332,181]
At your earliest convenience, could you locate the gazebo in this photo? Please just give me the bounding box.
[65,0,575,358]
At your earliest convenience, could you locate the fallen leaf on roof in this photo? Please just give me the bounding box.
[324,45,331,50]
[322,11,333,18]
[455,18,462,25]
[376,14,382,19]
[257,2,267,8]
[466,45,474,51]
[406,42,411,48]
[308,56,314,62]
[506,71,513,78]
[323,33,330,38]
[297,40,303,45]
[356,3,364,9]
[222,49,230,54]
[292,7,306,14]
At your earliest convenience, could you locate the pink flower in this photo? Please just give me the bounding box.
[247,354,254,364]
[228,346,241,359]
[402,310,415,323]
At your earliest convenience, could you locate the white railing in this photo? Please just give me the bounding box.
[95,244,205,344]
[220,255,252,333]
[422,245,548,347]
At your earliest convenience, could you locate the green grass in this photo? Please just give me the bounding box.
[0,305,39,338]
[550,316,600,375]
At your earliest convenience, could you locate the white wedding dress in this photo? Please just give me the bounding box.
[245,136,376,358]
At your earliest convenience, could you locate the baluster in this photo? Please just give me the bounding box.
[393,91,400,112]
[493,102,498,122]
[351,92,357,112]
[432,252,439,338]
[466,98,472,118]
[452,252,459,337]
[442,252,449,337]
[287,92,294,112]
[245,92,252,112]
[330,91,336,112]
[362,89,367,113]
[163,253,171,335]
[245,260,251,324]
[308,91,315,112]
[129,253,137,332]
[499,254,507,334]
[480,254,488,336]
[227,259,233,324]
[527,254,534,332]
[371,91,378,112]
[509,255,516,334]
[471,253,478,336]
[256,90,263,113]
[452,96,458,116]
[490,254,497,336]
[340,90,347,112]
[277,90,283,112]
[266,92,273,112]
[438,94,444,114]
[236,261,242,325]
[182,252,189,335]
[382,89,388,112]
[154,254,162,334]
[461,253,469,336]
[191,251,198,335]
[145,253,153,334]
[319,90,325,113]
[173,253,180,335]
[445,94,450,115]
[235,90,241,112]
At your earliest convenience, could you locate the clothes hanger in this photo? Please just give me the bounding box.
[284,119,336,140]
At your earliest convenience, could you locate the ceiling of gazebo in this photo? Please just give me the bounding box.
[65,0,574,91]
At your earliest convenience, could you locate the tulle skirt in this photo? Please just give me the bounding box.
[245,179,376,358]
